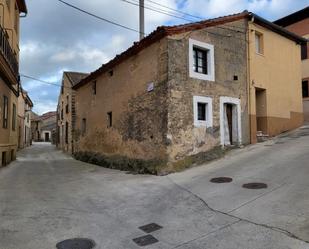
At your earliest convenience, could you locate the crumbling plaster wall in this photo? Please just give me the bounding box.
[166,20,250,161]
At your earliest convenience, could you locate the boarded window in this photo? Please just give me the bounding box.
[301,43,308,60]
[65,122,68,144]
[107,112,112,127]
[255,32,263,54]
[92,81,96,95]
[3,95,8,128]
[81,118,86,135]
[12,103,16,131]
[302,80,309,98]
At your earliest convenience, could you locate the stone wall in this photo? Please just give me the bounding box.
[74,38,169,165]
[166,20,250,162]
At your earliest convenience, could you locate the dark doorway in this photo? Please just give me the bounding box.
[2,152,6,166]
[226,104,233,145]
[45,132,50,142]
[255,88,267,134]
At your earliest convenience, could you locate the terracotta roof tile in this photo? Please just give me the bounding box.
[73,11,305,90]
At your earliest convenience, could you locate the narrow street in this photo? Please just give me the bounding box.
[1,126,309,249]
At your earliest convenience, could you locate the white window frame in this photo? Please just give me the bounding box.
[219,96,242,146]
[189,38,215,81]
[193,96,213,127]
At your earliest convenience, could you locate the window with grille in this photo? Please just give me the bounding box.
[189,39,215,81]
[193,47,208,74]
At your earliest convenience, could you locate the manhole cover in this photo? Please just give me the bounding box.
[242,183,268,189]
[210,177,233,183]
[56,238,95,249]
[139,223,163,233]
[133,235,158,247]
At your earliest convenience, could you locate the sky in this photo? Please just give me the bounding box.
[20,0,309,114]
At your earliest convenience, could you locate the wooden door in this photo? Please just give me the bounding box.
[226,104,233,145]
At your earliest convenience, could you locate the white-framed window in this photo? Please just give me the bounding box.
[189,39,215,81]
[193,96,213,127]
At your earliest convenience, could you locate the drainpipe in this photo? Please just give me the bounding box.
[247,16,254,143]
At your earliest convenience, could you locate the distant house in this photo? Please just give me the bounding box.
[72,11,305,173]
[56,72,89,154]
[31,111,57,143]
[31,111,41,142]
[274,7,309,122]
[17,88,33,149]
[0,0,28,167]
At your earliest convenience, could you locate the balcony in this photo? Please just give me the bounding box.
[0,24,19,80]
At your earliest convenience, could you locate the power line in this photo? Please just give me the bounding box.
[20,74,68,88]
[121,0,193,22]
[121,0,246,34]
[57,0,146,35]
[144,0,246,32]
[145,0,202,20]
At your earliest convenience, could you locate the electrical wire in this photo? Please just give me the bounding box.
[145,0,202,20]
[57,0,146,35]
[120,0,246,34]
[20,74,68,88]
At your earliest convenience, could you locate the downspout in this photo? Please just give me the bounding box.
[247,16,254,144]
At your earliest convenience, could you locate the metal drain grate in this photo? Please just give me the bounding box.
[139,223,162,233]
[210,177,233,183]
[242,183,268,189]
[133,235,158,247]
[56,238,95,249]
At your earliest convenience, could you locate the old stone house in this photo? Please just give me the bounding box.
[72,11,305,173]
[31,111,41,141]
[56,72,89,154]
[0,0,27,167]
[274,7,309,122]
[17,88,33,149]
[31,111,57,143]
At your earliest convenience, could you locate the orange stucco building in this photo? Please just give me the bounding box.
[274,7,309,122]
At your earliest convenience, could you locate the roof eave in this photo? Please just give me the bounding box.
[249,13,307,44]
[274,7,309,27]
[17,0,28,14]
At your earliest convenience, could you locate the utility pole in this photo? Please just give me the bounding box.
[139,0,145,40]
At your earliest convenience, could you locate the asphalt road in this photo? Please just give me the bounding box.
[1,126,309,249]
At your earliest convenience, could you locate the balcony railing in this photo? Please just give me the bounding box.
[0,24,19,80]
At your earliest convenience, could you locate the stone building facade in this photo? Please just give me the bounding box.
[0,0,27,167]
[31,112,57,143]
[72,11,304,173]
[56,72,88,154]
[31,111,41,142]
[274,7,309,122]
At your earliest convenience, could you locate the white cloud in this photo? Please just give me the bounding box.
[32,100,58,115]
[181,0,307,20]
[21,0,308,115]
